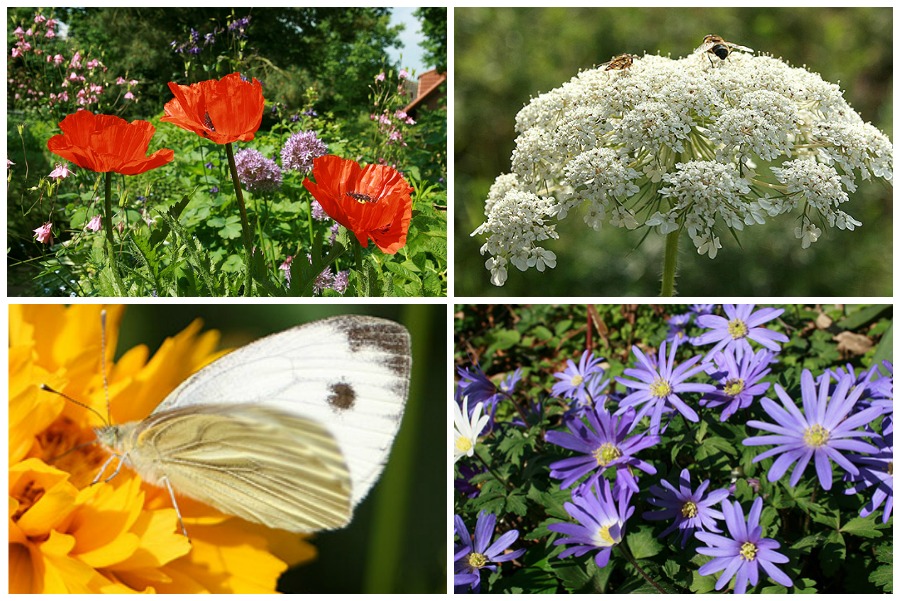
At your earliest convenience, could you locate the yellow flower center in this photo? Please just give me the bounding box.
[740,541,758,561]
[728,319,749,340]
[681,501,698,518]
[649,377,672,399]
[803,424,830,448]
[455,436,473,454]
[592,443,622,467]
[597,525,615,545]
[466,552,487,569]
[570,374,584,386]
[724,378,745,397]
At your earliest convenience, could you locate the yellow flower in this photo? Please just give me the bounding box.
[9,305,316,593]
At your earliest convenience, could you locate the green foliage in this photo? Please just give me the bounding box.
[454,304,893,593]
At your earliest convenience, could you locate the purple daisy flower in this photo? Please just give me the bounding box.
[643,468,730,548]
[743,369,883,490]
[545,406,659,492]
[845,416,893,523]
[665,312,693,344]
[701,348,774,422]
[696,497,793,594]
[547,476,634,568]
[233,148,282,192]
[551,351,608,408]
[280,130,328,173]
[693,304,789,358]
[454,511,525,593]
[615,338,716,434]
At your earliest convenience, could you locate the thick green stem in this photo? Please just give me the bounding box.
[102,172,125,294]
[225,142,254,296]
[660,230,680,297]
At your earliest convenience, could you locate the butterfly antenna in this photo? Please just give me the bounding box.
[100,309,112,426]
[40,383,109,427]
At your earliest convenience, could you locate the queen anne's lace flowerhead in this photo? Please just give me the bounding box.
[474,44,893,286]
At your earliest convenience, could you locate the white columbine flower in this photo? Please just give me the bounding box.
[454,397,489,463]
[473,45,893,287]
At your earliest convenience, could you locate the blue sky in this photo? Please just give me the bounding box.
[387,8,429,76]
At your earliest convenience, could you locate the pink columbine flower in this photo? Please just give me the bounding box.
[48,163,72,179]
[45,30,55,39]
[33,222,53,244]
[375,72,386,82]
[52,53,64,65]
[69,52,82,68]
[34,15,46,24]
[124,91,135,100]
[398,69,409,80]
[86,215,102,232]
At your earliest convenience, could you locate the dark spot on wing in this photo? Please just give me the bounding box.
[328,382,356,411]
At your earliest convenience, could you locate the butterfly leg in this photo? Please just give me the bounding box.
[160,474,191,541]
[92,451,126,484]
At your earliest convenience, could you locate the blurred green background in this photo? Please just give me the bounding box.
[455,7,893,296]
[115,304,445,593]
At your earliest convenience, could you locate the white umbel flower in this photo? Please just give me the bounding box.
[473,42,893,286]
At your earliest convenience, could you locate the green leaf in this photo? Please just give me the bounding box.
[840,515,883,538]
[626,527,663,560]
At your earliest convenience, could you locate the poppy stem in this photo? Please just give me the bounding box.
[353,238,369,295]
[225,142,254,296]
[102,172,125,294]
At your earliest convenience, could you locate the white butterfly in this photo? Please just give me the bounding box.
[91,315,411,535]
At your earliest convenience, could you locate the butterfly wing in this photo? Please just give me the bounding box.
[123,403,353,532]
[152,315,411,509]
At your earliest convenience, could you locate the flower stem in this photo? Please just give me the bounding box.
[225,142,254,296]
[474,447,514,491]
[102,172,125,295]
[617,542,667,594]
[660,230,680,297]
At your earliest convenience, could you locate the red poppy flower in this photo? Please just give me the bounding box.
[303,155,413,254]
[161,72,265,144]
[46,111,174,175]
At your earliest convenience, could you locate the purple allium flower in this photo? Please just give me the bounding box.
[693,304,789,358]
[331,270,349,294]
[454,511,524,593]
[696,497,793,594]
[233,148,282,192]
[743,369,883,490]
[280,130,327,172]
[701,348,774,422]
[545,406,659,492]
[643,468,729,548]
[551,351,609,410]
[310,198,330,221]
[547,476,634,568]
[615,338,716,434]
[845,416,893,523]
